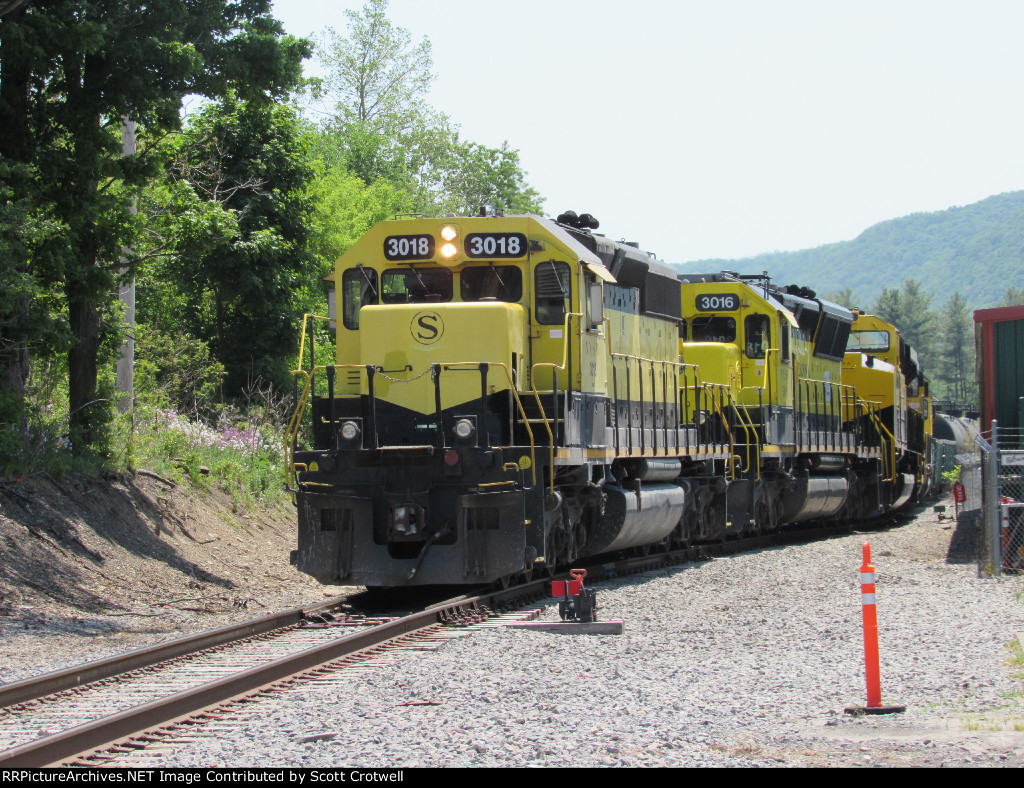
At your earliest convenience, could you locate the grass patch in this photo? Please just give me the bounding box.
[956,639,1024,731]
[112,404,290,510]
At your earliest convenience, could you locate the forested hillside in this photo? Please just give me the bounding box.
[678,191,1024,311]
[675,192,1024,311]
[676,190,1024,409]
[0,0,542,482]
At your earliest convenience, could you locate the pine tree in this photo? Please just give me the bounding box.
[938,292,973,405]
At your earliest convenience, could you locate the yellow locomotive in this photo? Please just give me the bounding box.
[286,212,933,587]
[843,310,933,509]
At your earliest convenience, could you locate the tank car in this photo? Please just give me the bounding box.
[932,411,979,485]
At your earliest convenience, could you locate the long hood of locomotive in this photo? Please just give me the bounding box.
[359,301,525,415]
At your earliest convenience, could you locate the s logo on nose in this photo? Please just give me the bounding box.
[411,311,444,345]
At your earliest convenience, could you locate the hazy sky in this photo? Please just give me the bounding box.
[271,0,1024,264]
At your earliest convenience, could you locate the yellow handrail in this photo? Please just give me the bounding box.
[296,313,333,371]
[284,360,541,494]
[736,386,764,479]
[529,311,582,494]
[701,382,738,479]
[439,361,538,487]
[284,368,316,495]
[866,402,897,482]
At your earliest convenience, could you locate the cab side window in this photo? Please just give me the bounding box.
[690,316,736,343]
[745,314,771,359]
[342,266,378,330]
[535,261,571,325]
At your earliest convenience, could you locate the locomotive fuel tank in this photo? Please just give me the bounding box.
[779,475,851,523]
[583,483,687,555]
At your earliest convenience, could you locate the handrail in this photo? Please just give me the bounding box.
[701,382,737,478]
[284,368,317,495]
[439,361,537,487]
[679,362,700,455]
[529,311,582,493]
[793,376,857,452]
[285,362,539,489]
[866,401,897,482]
[736,385,764,478]
[609,352,687,459]
[296,313,333,370]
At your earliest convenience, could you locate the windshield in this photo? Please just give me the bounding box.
[847,329,890,353]
[381,268,453,304]
[461,265,522,302]
[690,315,737,343]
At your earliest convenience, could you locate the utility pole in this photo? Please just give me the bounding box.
[115,117,136,413]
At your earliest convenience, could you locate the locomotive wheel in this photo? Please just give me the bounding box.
[514,561,534,584]
[753,499,771,536]
[675,510,696,549]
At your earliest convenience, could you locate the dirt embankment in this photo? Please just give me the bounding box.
[0,471,335,676]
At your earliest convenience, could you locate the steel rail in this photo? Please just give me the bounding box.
[0,597,347,710]
[0,598,490,767]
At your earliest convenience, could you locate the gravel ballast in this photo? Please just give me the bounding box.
[133,505,1024,768]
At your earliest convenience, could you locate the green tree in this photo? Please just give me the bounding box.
[998,286,1024,307]
[313,0,543,217]
[318,0,434,130]
[442,141,544,216]
[873,279,936,365]
[824,287,858,310]
[167,93,317,395]
[314,0,438,187]
[0,1,310,455]
[937,292,974,405]
[872,286,903,325]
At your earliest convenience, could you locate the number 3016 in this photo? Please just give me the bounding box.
[696,294,739,311]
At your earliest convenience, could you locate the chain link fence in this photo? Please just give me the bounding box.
[971,422,1024,576]
[996,424,1024,574]
[951,455,984,567]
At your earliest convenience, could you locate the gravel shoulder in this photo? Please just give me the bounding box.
[2,475,1023,767]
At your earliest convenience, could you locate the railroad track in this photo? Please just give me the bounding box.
[0,587,554,767]
[0,515,883,767]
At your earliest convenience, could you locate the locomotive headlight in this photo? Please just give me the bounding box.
[340,421,361,441]
[440,242,459,259]
[454,418,475,440]
[440,224,458,242]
